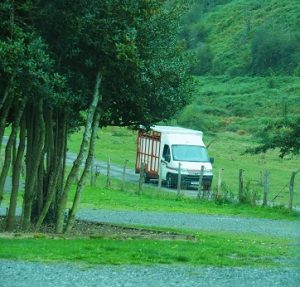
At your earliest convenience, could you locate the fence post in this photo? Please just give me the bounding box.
[138,162,145,194]
[106,157,111,188]
[90,156,95,187]
[289,169,300,210]
[262,170,269,206]
[217,168,223,199]
[197,165,204,199]
[158,166,162,192]
[177,162,182,197]
[95,164,100,186]
[121,159,128,192]
[238,169,244,203]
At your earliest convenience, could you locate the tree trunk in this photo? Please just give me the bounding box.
[65,109,100,232]
[35,112,66,230]
[22,99,45,231]
[0,94,14,156]
[55,72,102,233]
[54,117,68,218]
[0,99,26,205]
[5,115,26,231]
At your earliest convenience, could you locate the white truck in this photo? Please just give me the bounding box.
[135,126,213,189]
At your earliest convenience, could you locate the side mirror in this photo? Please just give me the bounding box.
[210,157,214,164]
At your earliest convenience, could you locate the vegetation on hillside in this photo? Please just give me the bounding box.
[178,1,300,156]
[183,0,300,76]
[169,76,300,134]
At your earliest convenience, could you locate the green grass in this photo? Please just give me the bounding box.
[72,177,299,221]
[0,232,293,267]
[206,132,300,207]
[68,126,137,168]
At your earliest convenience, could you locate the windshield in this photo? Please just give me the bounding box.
[172,145,209,162]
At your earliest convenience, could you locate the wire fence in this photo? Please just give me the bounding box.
[88,157,300,211]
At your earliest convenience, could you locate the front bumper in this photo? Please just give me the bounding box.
[167,173,213,187]
[182,174,213,186]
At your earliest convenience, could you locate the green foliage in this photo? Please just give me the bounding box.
[251,27,300,75]
[35,0,193,127]
[175,104,218,131]
[183,0,300,75]
[190,44,214,75]
[0,0,69,110]
[250,117,300,157]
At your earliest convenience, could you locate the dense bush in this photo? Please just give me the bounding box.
[182,0,300,76]
[251,27,300,75]
[190,44,214,75]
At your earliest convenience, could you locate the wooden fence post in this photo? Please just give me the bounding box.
[262,170,269,206]
[177,162,182,197]
[95,164,100,186]
[138,162,145,194]
[289,169,300,210]
[238,169,244,203]
[106,157,111,188]
[217,168,223,199]
[197,165,204,199]
[121,159,128,192]
[90,156,95,187]
[158,166,162,191]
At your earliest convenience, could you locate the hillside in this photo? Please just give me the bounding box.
[174,1,300,135]
[184,0,300,76]
[172,76,300,134]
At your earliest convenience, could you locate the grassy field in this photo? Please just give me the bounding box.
[69,125,300,208]
[0,232,293,267]
[73,178,299,221]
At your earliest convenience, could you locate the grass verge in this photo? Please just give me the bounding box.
[0,232,294,267]
[74,177,300,221]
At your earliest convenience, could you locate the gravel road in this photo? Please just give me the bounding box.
[77,209,300,238]
[0,260,299,287]
[1,207,299,239]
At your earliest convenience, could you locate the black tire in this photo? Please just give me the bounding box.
[144,175,150,183]
[203,184,211,191]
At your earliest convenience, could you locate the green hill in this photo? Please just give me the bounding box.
[184,0,300,76]
[173,1,300,135]
[172,76,300,134]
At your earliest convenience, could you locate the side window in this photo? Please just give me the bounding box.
[162,145,171,162]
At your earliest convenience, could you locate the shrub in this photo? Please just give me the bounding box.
[251,26,300,75]
[190,44,214,75]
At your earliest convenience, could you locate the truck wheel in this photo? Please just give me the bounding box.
[144,175,150,183]
[203,184,211,191]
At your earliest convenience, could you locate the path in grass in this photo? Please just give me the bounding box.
[1,260,299,287]
[77,209,300,239]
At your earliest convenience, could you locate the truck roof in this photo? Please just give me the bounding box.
[151,125,203,136]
